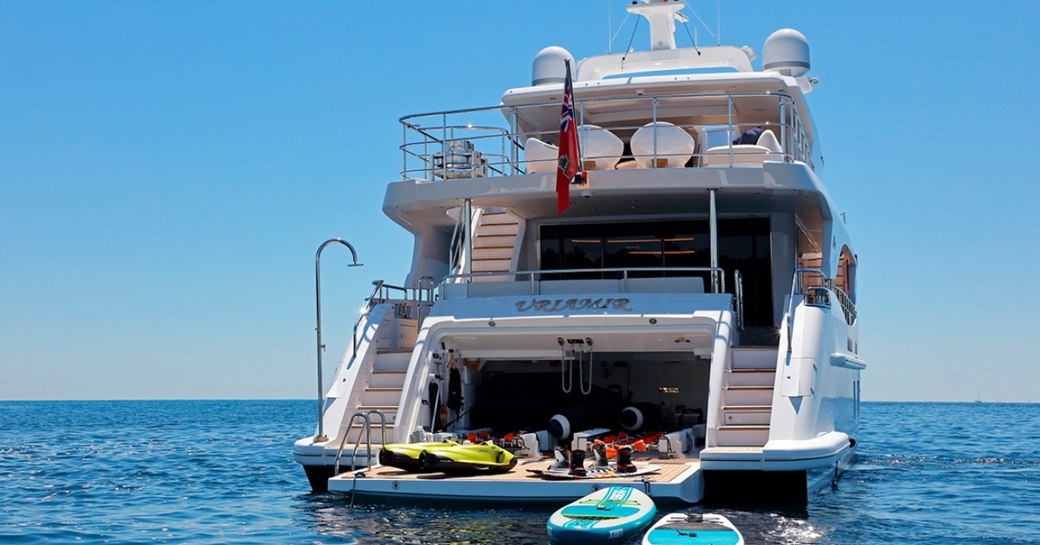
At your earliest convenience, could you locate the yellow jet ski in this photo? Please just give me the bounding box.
[378,440,459,472]
[417,442,517,474]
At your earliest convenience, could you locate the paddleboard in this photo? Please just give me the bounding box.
[546,485,656,543]
[642,512,744,545]
[528,463,660,480]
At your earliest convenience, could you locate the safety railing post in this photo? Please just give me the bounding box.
[651,97,659,166]
[726,95,734,166]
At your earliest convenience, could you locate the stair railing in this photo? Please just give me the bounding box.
[349,280,386,361]
[351,278,435,367]
[448,208,465,276]
[733,269,745,332]
[333,410,387,475]
[364,409,388,447]
[333,412,372,475]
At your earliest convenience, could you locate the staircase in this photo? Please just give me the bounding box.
[715,347,778,447]
[470,210,522,281]
[342,350,411,445]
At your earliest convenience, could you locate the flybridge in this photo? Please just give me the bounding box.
[396,0,817,183]
[547,0,810,82]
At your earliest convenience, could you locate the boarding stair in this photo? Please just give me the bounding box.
[358,351,410,423]
[714,347,778,447]
[339,297,422,444]
[470,210,523,281]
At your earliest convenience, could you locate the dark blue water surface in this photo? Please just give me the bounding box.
[1,400,1037,544]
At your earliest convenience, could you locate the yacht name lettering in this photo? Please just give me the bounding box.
[514,297,632,312]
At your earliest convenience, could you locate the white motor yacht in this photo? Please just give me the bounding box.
[293,0,863,504]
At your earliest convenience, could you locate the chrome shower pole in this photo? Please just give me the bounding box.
[314,238,362,442]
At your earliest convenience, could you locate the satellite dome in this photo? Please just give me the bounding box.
[532,46,574,86]
[762,29,810,77]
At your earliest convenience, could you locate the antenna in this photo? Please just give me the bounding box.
[717,0,721,46]
[607,0,611,54]
[684,3,717,45]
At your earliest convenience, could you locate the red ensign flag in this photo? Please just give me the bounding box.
[556,59,579,215]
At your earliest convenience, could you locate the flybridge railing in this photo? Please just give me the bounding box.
[398,91,812,181]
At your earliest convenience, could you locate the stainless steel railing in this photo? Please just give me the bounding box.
[351,279,436,362]
[785,268,858,352]
[443,266,728,294]
[398,90,812,181]
[333,410,388,475]
[733,269,745,332]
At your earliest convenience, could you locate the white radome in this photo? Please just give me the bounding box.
[762,28,811,77]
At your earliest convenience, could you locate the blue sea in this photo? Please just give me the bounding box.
[1,400,1037,544]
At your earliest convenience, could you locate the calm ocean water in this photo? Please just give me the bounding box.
[1,400,1037,544]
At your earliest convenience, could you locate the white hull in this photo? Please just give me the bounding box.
[292,2,863,505]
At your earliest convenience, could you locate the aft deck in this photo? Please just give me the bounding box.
[327,456,704,504]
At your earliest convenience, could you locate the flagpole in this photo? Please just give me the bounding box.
[570,59,584,180]
[556,58,579,215]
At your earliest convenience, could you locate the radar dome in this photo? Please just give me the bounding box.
[762,29,810,77]
[532,46,574,86]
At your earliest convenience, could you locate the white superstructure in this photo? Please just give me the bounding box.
[293,1,863,504]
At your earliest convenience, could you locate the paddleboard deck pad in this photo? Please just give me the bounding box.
[547,485,657,543]
[529,463,660,480]
[642,513,744,545]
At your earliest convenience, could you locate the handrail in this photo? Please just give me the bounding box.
[786,268,817,354]
[830,284,857,325]
[333,412,372,475]
[444,266,727,294]
[398,90,810,180]
[351,278,437,363]
[733,269,744,332]
[364,409,388,447]
[351,280,386,361]
[786,268,858,353]
[448,207,465,275]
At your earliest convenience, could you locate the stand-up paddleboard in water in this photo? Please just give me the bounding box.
[547,486,656,543]
[642,512,744,545]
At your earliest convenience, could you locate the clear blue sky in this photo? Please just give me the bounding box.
[2,1,1037,402]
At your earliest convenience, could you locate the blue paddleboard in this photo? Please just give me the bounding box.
[547,486,656,543]
[642,512,744,545]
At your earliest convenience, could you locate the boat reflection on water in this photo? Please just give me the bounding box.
[294,491,821,545]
